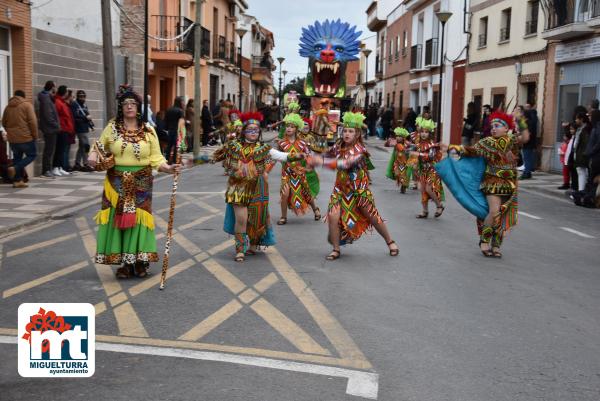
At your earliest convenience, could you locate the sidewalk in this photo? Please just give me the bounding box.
[0,131,280,238]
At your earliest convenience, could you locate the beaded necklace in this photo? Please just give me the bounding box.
[111,120,148,161]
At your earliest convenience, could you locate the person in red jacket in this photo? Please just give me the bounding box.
[53,85,75,176]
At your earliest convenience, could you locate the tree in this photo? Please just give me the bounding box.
[282,77,305,95]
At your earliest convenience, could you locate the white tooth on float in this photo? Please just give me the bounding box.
[320,85,325,93]
[327,85,331,93]
[333,64,338,74]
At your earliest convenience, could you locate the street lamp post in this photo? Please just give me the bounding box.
[277,57,285,119]
[362,48,372,115]
[435,10,452,142]
[235,26,248,112]
[282,70,288,88]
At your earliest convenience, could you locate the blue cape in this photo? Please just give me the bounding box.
[435,157,489,219]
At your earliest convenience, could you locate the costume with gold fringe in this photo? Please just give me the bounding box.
[322,112,383,243]
[386,127,411,190]
[94,119,166,265]
[452,111,520,247]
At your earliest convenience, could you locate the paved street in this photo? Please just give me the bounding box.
[0,141,599,401]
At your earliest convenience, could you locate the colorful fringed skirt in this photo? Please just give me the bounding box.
[94,165,159,265]
[479,170,518,235]
[224,175,276,247]
[327,187,383,243]
[416,164,445,203]
[280,163,319,216]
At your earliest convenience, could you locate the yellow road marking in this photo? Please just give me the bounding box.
[0,220,65,244]
[238,288,259,304]
[179,213,222,231]
[6,233,77,258]
[109,292,128,307]
[2,261,88,298]
[113,302,149,337]
[253,272,278,293]
[202,259,246,294]
[178,299,243,341]
[207,239,233,255]
[266,247,371,367]
[181,194,221,214]
[95,302,107,315]
[128,258,196,298]
[250,298,331,356]
[75,217,148,337]
[172,232,202,255]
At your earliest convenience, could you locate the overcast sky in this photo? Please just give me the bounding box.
[246,0,373,84]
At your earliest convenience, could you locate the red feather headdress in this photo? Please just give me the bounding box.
[241,112,263,126]
[303,117,312,129]
[228,109,241,117]
[490,110,515,131]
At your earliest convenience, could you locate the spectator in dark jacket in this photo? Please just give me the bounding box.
[461,102,480,146]
[2,90,38,187]
[520,105,539,179]
[53,86,75,176]
[38,80,60,178]
[71,90,94,171]
[403,107,417,133]
[201,99,215,146]
[585,120,600,189]
[481,104,492,138]
[381,107,394,140]
[164,97,185,163]
[571,112,591,192]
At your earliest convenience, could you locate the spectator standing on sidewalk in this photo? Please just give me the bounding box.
[589,99,600,127]
[201,99,215,146]
[520,104,539,180]
[481,104,492,138]
[572,112,591,192]
[403,107,417,133]
[2,90,38,188]
[558,127,573,190]
[71,90,94,171]
[461,102,480,146]
[185,99,195,151]
[38,81,60,178]
[585,117,600,191]
[53,85,74,176]
[381,106,394,140]
[164,97,185,163]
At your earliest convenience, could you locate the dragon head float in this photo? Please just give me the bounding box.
[299,19,362,98]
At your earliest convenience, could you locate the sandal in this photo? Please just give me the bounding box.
[277,217,287,225]
[314,207,321,221]
[387,240,399,256]
[234,252,245,262]
[434,205,445,218]
[326,249,341,260]
[479,241,493,258]
[115,264,133,279]
[134,262,149,278]
[246,247,257,256]
[416,211,429,219]
[491,248,502,258]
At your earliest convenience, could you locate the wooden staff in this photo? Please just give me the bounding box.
[159,125,185,290]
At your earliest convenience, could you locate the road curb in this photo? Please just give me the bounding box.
[0,172,174,240]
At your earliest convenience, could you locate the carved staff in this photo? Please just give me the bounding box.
[159,121,187,290]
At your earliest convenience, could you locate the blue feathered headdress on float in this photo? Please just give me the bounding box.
[298,19,362,98]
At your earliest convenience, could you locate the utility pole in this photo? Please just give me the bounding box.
[193,0,203,158]
[101,0,116,120]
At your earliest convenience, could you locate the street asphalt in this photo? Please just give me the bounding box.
[0,141,599,401]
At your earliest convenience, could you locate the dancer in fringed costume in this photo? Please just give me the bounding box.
[385,127,411,193]
[276,112,321,224]
[212,112,302,262]
[412,118,445,218]
[88,85,181,279]
[311,99,333,152]
[441,111,529,258]
[307,112,399,260]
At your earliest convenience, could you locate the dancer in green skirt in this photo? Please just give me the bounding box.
[88,85,181,278]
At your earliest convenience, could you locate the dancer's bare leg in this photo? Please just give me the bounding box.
[233,205,248,259]
[359,206,398,254]
[482,195,501,253]
[279,186,289,222]
[326,209,341,259]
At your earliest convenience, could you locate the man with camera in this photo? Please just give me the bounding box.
[71,89,95,171]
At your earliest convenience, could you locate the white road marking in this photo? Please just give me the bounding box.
[0,336,379,399]
[518,211,542,220]
[559,227,596,239]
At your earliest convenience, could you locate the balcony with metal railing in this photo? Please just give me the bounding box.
[542,0,596,40]
[150,15,194,64]
[251,55,274,86]
[424,38,438,66]
[410,44,423,70]
[499,27,510,42]
[525,19,538,35]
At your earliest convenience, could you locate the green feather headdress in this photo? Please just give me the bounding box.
[416,117,436,132]
[283,113,304,130]
[342,112,366,129]
[233,120,243,127]
[394,127,409,137]
[287,101,301,112]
